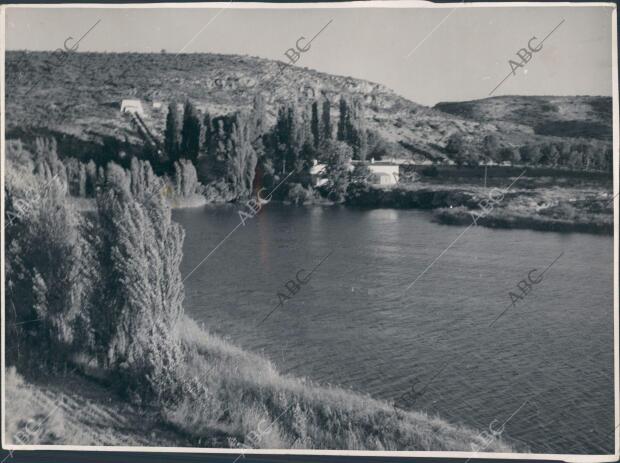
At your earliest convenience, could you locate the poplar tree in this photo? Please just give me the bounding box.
[203,112,213,155]
[226,113,258,197]
[348,98,368,161]
[180,100,201,165]
[174,160,198,197]
[90,168,185,398]
[311,101,320,148]
[321,98,332,141]
[4,165,87,365]
[337,97,348,142]
[164,102,181,166]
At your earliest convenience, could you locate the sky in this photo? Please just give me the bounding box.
[4,2,615,106]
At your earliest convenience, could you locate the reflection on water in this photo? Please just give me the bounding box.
[174,204,614,454]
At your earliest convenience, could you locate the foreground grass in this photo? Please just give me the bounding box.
[4,367,66,445]
[4,367,188,447]
[162,317,516,452]
[5,318,516,452]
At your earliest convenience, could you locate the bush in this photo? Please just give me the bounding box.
[286,183,313,205]
[539,201,577,220]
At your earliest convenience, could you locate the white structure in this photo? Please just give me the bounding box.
[120,99,144,116]
[310,160,328,187]
[152,101,163,110]
[368,163,399,185]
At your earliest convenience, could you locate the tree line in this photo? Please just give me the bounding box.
[446,133,612,172]
[5,149,197,402]
[6,138,200,202]
[160,94,386,202]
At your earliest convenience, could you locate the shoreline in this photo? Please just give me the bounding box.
[73,186,613,236]
[345,183,613,235]
[5,315,518,453]
[433,207,613,235]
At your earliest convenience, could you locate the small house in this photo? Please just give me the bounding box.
[367,159,399,185]
[120,99,144,117]
[152,101,163,110]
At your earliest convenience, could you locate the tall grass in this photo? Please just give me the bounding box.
[162,317,515,452]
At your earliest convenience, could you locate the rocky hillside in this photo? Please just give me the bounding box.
[5,51,612,163]
[434,95,613,141]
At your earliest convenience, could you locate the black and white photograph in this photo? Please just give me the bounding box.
[1,1,618,461]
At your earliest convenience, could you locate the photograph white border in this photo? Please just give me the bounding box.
[0,2,618,462]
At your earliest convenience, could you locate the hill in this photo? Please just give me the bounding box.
[434,95,613,141]
[5,51,611,166]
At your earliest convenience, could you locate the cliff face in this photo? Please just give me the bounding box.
[5,51,612,162]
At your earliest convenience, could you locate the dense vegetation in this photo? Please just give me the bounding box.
[8,93,610,215]
[445,132,612,170]
[5,92,382,206]
[150,92,381,204]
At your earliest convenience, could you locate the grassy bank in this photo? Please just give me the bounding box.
[4,367,188,446]
[143,317,516,451]
[5,316,516,452]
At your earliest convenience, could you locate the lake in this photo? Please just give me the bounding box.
[174,204,614,455]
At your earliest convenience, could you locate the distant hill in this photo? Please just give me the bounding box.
[5,51,613,164]
[434,95,613,141]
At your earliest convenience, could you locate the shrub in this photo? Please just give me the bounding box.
[286,183,313,205]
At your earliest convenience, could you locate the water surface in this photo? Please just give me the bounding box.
[174,204,614,454]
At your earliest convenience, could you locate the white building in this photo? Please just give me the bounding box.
[368,162,399,185]
[352,159,400,185]
[152,101,163,110]
[120,99,145,116]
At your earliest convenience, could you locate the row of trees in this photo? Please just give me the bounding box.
[447,133,613,171]
[5,152,191,401]
[8,138,200,202]
[161,94,381,201]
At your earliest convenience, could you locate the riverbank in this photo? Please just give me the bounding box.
[5,316,516,453]
[345,182,614,235]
